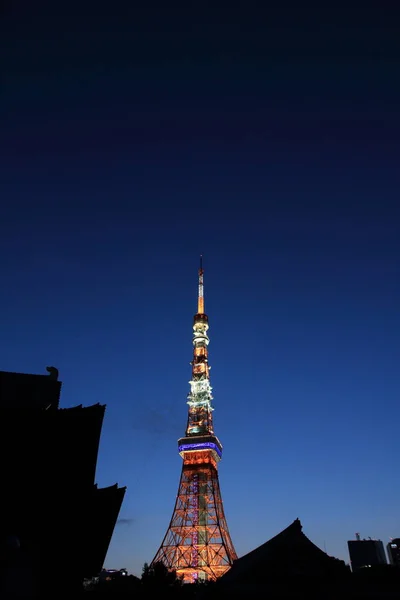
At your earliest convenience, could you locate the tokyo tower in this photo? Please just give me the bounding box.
[150,257,237,583]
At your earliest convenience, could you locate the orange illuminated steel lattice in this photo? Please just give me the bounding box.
[182,450,218,469]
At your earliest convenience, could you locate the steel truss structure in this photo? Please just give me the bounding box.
[151,258,237,583]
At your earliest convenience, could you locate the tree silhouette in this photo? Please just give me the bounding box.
[141,561,183,588]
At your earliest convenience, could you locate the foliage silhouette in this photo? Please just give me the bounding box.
[141,561,184,588]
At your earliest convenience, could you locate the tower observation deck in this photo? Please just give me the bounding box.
[150,257,237,583]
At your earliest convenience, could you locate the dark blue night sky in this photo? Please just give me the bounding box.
[1,3,399,575]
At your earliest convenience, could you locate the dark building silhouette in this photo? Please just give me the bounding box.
[218,518,349,591]
[348,536,387,572]
[387,539,400,566]
[0,367,126,596]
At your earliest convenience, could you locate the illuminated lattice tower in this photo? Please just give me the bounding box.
[150,258,237,583]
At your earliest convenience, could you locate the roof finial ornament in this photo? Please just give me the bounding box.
[46,366,59,381]
[294,518,302,531]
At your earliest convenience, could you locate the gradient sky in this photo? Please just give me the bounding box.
[1,3,399,577]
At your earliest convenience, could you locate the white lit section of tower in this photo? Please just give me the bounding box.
[186,256,215,437]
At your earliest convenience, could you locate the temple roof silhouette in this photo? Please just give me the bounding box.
[0,367,126,595]
[0,368,61,409]
[219,518,348,584]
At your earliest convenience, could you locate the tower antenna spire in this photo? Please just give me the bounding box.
[198,254,204,315]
